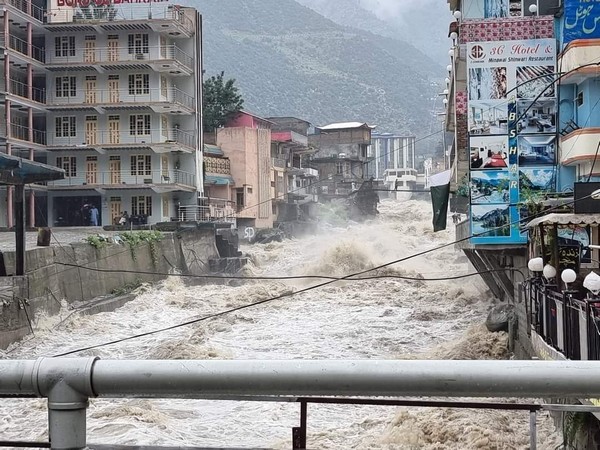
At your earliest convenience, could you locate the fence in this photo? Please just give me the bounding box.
[527,280,600,360]
[3,359,600,449]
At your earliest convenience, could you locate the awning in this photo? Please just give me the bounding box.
[526,213,600,228]
[204,144,224,156]
[0,154,65,185]
[204,174,234,186]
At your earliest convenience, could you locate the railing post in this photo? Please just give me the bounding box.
[529,409,537,450]
[292,401,307,450]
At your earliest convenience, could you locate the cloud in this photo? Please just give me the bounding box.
[359,0,438,18]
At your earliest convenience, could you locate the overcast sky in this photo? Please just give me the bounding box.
[359,0,439,18]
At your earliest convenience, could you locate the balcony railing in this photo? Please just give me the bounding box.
[46,44,193,71]
[528,281,600,360]
[2,0,45,21]
[10,123,46,144]
[178,203,236,223]
[47,169,195,188]
[47,128,195,150]
[47,5,194,31]
[1,35,45,63]
[47,87,194,110]
[272,157,287,168]
[9,78,46,103]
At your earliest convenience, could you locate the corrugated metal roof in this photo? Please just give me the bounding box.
[204,144,224,156]
[204,174,234,185]
[526,213,600,228]
[317,122,376,131]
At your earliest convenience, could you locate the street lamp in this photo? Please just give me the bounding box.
[561,269,577,290]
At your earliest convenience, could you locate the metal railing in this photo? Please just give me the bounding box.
[46,86,194,110]
[3,35,45,63]
[47,5,194,31]
[2,0,45,21]
[46,128,195,150]
[528,280,600,360]
[46,169,195,188]
[272,157,287,168]
[46,44,193,70]
[178,202,236,223]
[9,78,46,103]
[9,123,45,144]
[4,359,600,449]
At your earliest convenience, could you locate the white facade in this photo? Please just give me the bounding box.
[367,133,416,180]
[0,1,202,227]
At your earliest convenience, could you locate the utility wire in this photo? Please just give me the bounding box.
[51,192,590,357]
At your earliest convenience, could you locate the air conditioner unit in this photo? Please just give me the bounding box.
[338,153,346,158]
[136,53,145,60]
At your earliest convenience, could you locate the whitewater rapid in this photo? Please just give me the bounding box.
[0,199,561,449]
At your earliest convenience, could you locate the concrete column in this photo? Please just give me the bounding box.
[27,63,32,100]
[14,184,25,275]
[7,143,13,229]
[27,22,32,58]
[29,190,35,228]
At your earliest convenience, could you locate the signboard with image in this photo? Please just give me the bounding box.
[467,38,556,244]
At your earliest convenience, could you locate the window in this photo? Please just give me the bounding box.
[56,76,76,98]
[131,196,152,216]
[56,156,76,177]
[577,91,584,107]
[336,161,344,175]
[55,116,76,137]
[236,188,244,208]
[128,74,150,95]
[128,33,149,55]
[130,155,151,176]
[129,114,151,135]
[55,36,75,57]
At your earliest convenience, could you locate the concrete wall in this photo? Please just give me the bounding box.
[0,228,219,349]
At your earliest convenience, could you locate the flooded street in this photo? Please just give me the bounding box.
[0,200,562,449]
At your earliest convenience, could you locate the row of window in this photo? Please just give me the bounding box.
[55,114,153,137]
[110,196,153,217]
[56,155,155,177]
[55,34,150,58]
[55,74,151,98]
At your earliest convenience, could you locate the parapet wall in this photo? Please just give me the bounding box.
[0,228,219,349]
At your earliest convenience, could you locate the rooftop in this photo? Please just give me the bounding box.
[316,122,376,131]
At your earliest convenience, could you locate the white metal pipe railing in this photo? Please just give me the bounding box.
[4,359,600,449]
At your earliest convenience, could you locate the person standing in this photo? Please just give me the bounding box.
[90,205,99,226]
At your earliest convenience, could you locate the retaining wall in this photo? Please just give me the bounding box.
[0,228,219,349]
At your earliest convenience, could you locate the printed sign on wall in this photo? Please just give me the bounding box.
[467,38,557,244]
[564,0,600,44]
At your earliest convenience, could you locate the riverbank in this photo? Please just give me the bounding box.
[0,224,239,349]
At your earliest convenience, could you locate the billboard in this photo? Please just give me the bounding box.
[564,0,600,44]
[467,39,557,244]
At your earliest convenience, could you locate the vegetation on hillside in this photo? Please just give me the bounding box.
[203,71,244,132]
[185,0,441,134]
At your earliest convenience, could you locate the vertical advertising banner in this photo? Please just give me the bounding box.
[467,39,556,244]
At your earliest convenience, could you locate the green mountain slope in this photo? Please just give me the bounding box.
[184,0,441,134]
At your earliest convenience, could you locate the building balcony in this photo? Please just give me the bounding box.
[46,87,194,114]
[8,123,46,148]
[2,0,45,23]
[272,157,287,169]
[560,128,600,166]
[46,5,195,38]
[559,39,600,83]
[46,128,196,153]
[45,44,193,76]
[46,169,196,191]
[0,35,45,64]
[178,202,236,224]
[6,78,46,108]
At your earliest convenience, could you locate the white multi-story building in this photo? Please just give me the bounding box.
[0,0,203,227]
[367,132,416,180]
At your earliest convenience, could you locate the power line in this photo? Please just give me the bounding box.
[50,192,590,357]
[52,267,523,358]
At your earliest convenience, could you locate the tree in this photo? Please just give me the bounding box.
[203,71,244,133]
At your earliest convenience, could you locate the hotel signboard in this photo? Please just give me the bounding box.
[467,38,557,244]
